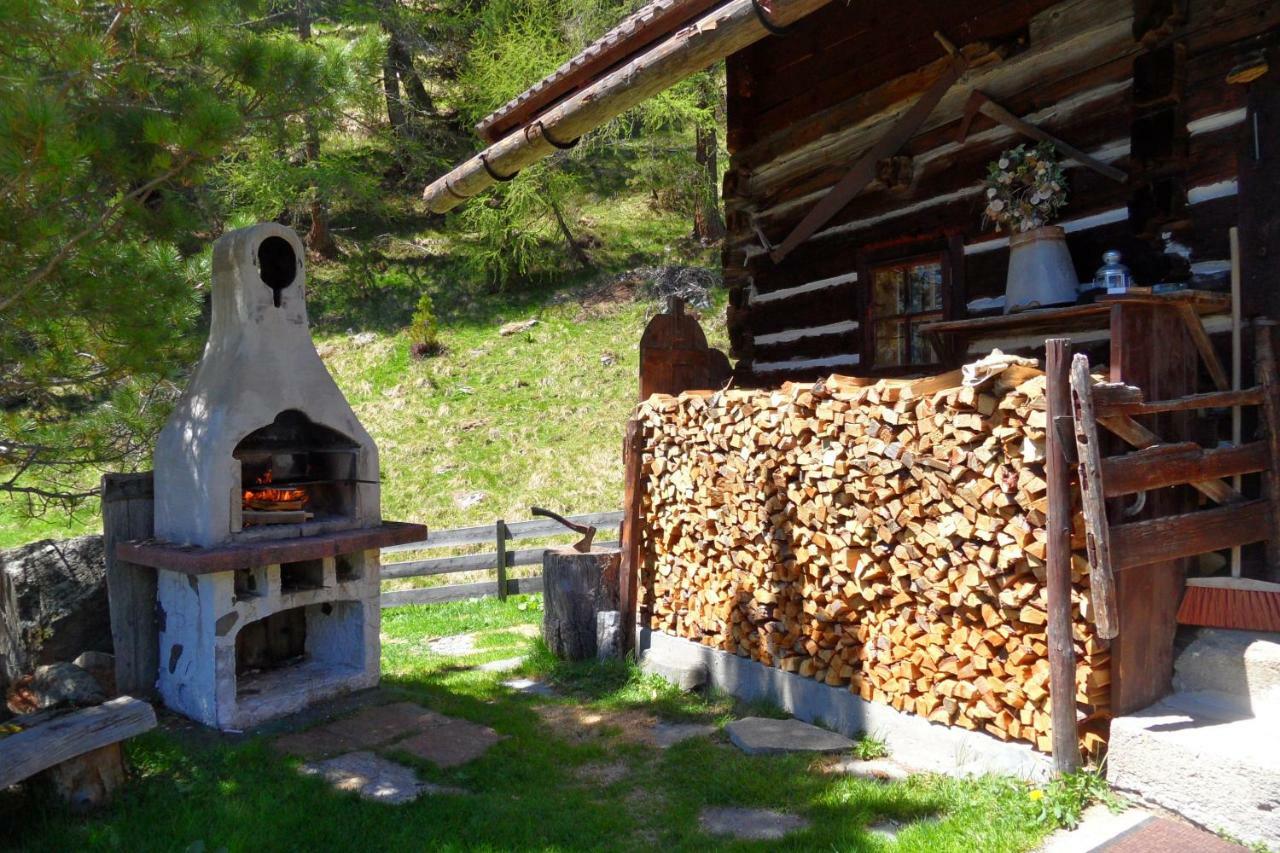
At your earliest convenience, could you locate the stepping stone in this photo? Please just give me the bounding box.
[299,751,464,804]
[396,717,504,768]
[823,757,911,783]
[867,819,903,843]
[273,702,442,760]
[641,657,707,691]
[650,721,716,749]
[699,807,809,841]
[501,677,556,697]
[428,633,477,655]
[725,717,854,756]
[476,656,524,673]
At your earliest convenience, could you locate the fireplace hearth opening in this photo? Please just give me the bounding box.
[234,410,364,533]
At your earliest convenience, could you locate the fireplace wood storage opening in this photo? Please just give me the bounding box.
[116,223,425,730]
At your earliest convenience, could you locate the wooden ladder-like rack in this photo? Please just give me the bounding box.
[1067,318,1280,639]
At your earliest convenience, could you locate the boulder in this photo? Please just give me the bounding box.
[7,662,107,713]
[1,535,111,695]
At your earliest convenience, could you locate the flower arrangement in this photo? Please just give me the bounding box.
[982,141,1068,233]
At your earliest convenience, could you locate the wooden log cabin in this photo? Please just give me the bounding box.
[424,0,1280,770]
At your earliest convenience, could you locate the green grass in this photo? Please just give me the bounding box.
[3,596,1060,852]
[0,193,725,552]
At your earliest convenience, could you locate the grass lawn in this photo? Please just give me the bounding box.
[2,596,1060,852]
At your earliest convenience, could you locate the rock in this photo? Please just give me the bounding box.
[499,319,538,336]
[73,651,117,697]
[8,662,106,713]
[454,491,486,510]
[475,657,523,673]
[725,717,854,756]
[823,757,911,783]
[299,751,464,804]
[351,331,378,346]
[501,678,556,697]
[427,634,477,656]
[650,721,715,748]
[1,535,110,695]
[698,807,809,841]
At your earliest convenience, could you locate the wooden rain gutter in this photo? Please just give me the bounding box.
[421,0,834,213]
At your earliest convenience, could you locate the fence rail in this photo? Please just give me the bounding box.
[379,510,622,607]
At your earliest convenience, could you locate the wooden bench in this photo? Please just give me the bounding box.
[0,696,157,809]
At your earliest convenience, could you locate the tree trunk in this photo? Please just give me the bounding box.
[388,33,434,120]
[297,0,337,258]
[542,547,621,660]
[383,48,405,132]
[693,123,726,243]
[549,196,592,269]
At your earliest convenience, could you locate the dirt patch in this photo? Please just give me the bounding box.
[575,761,631,785]
[534,704,660,745]
[573,274,643,320]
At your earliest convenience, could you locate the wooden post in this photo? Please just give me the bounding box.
[542,546,621,660]
[100,472,157,698]
[495,520,509,600]
[1254,319,1280,581]
[619,417,644,654]
[1044,339,1082,773]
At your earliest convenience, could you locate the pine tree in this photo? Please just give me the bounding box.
[0,0,349,510]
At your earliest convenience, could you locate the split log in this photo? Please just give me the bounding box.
[0,696,156,798]
[543,547,622,661]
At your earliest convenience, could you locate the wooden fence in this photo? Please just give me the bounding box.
[379,510,623,607]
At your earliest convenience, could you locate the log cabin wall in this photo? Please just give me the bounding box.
[722,0,1280,384]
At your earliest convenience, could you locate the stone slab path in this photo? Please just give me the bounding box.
[726,716,854,756]
[501,677,557,697]
[275,700,505,802]
[822,756,911,782]
[699,806,809,841]
[299,751,465,804]
[476,657,524,673]
[1038,804,1249,853]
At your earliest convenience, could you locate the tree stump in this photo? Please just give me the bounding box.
[542,547,621,661]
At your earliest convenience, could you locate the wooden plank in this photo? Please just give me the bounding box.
[1176,302,1230,391]
[117,521,428,574]
[1044,339,1083,772]
[0,697,156,789]
[1100,441,1268,497]
[1254,318,1280,579]
[1094,385,1263,417]
[380,576,545,608]
[381,511,623,554]
[619,417,644,654]
[100,472,157,698]
[1096,415,1242,504]
[1069,353,1118,639]
[1111,499,1272,570]
[382,542,620,579]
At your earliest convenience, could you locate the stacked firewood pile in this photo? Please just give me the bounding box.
[635,368,1108,755]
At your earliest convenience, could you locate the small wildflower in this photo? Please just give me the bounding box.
[1029,789,1044,801]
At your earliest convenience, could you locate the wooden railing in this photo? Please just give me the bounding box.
[379,510,623,607]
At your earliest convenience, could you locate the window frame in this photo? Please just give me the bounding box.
[860,249,953,373]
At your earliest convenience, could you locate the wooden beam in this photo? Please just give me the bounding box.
[1094,386,1263,417]
[1068,354,1118,639]
[1100,442,1268,497]
[619,417,645,654]
[1096,415,1243,504]
[0,697,156,790]
[1111,499,1272,570]
[767,53,967,263]
[1176,303,1230,391]
[101,472,158,698]
[422,0,834,212]
[1044,339,1083,773]
[958,89,1128,182]
[1255,318,1280,580]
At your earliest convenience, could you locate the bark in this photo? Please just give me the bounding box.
[694,123,726,243]
[549,196,592,269]
[542,547,621,661]
[388,33,434,119]
[297,0,337,258]
[383,49,405,133]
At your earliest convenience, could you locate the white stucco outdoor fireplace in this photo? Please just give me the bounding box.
[115,223,426,730]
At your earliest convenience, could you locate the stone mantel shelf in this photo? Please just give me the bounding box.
[116,521,428,574]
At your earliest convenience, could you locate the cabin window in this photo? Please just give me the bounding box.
[867,256,944,368]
